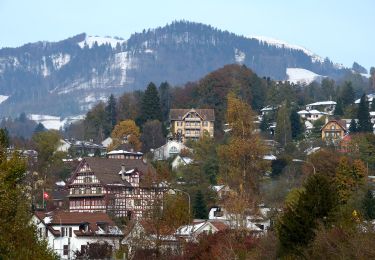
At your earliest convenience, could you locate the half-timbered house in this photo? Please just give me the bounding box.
[67,157,165,219]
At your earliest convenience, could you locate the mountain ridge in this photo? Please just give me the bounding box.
[0,21,359,117]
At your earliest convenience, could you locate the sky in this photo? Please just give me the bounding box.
[0,0,373,70]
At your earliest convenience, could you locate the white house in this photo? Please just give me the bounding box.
[57,139,71,153]
[171,155,193,170]
[305,101,336,114]
[32,210,123,259]
[101,137,113,148]
[354,93,375,106]
[153,140,190,160]
[175,220,228,242]
[208,207,271,233]
[298,109,327,121]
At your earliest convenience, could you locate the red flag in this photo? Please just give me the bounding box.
[43,192,49,200]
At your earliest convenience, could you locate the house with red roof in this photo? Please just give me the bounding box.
[32,210,123,260]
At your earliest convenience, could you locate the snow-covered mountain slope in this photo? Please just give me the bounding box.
[250,36,324,63]
[0,21,355,117]
[29,114,85,130]
[78,35,126,48]
[0,95,9,104]
[286,68,324,84]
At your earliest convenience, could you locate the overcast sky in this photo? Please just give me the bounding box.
[0,0,373,70]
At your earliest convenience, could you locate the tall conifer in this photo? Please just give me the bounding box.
[357,94,373,132]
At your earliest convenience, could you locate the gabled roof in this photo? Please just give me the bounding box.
[306,101,336,106]
[34,211,123,237]
[321,119,347,131]
[170,109,215,121]
[70,157,155,186]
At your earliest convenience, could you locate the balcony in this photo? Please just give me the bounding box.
[68,193,104,197]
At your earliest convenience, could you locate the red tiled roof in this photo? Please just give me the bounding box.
[209,221,229,231]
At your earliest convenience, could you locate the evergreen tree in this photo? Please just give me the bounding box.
[0,128,9,148]
[340,82,355,107]
[357,94,373,132]
[334,98,344,116]
[290,109,303,139]
[159,82,171,123]
[275,102,292,146]
[371,98,375,112]
[193,190,208,219]
[105,94,117,134]
[34,123,46,134]
[277,174,338,257]
[259,115,269,133]
[349,119,358,133]
[362,189,375,220]
[139,82,162,125]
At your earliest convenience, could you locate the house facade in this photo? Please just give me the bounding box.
[67,157,165,219]
[32,211,123,260]
[321,120,347,142]
[170,109,215,143]
[153,140,190,160]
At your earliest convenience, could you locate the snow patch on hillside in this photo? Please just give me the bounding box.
[249,36,325,63]
[234,48,246,64]
[112,52,136,85]
[51,53,71,70]
[286,68,324,84]
[29,114,85,130]
[78,36,125,48]
[0,95,9,104]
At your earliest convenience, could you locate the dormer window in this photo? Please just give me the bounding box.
[79,222,89,232]
[96,222,108,233]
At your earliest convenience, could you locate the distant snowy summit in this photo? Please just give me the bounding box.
[249,35,344,69]
[78,35,126,48]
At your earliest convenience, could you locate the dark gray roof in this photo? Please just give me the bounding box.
[79,157,154,186]
[170,109,215,121]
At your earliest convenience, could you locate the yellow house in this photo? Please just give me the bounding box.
[321,119,347,142]
[170,108,215,143]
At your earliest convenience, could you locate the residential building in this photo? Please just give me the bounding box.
[153,139,190,160]
[260,105,278,117]
[32,210,123,260]
[175,220,228,242]
[67,157,165,219]
[107,149,143,160]
[305,101,336,114]
[171,155,193,170]
[354,93,375,106]
[57,139,106,157]
[123,220,180,257]
[297,109,327,121]
[101,137,113,148]
[170,109,215,143]
[321,119,347,142]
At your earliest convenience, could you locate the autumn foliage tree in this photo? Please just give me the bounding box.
[110,120,141,151]
[218,93,266,194]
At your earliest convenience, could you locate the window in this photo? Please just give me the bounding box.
[63,245,69,255]
[134,200,141,206]
[203,121,208,127]
[74,188,80,195]
[85,188,92,194]
[84,176,92,183]
[69,227,72,237]
[96,187,102,194]
[169,146,178,154]
[61,227,68,237]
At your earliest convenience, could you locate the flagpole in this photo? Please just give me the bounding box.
[42,188,45,209]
